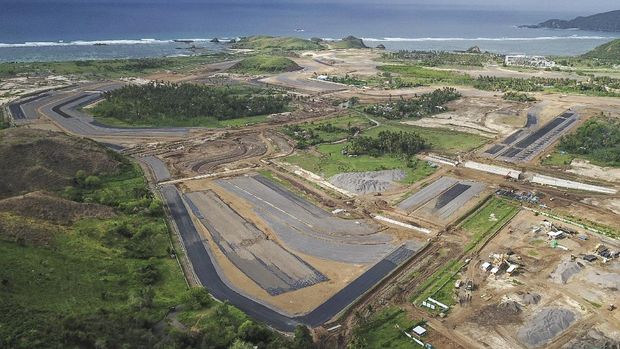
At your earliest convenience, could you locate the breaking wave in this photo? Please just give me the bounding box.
[360,35,613,42]
[0,37,234,48]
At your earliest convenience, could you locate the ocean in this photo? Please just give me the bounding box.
[0,1,618,62]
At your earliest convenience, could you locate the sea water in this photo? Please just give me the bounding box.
[0,0,618,62]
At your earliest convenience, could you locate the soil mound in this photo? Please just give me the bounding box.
[0,192,115,225]
[329,169,405,194]
[521,292,542,305]
[472,300,522,326]
[0,128,122,198]
[0,211,61,246]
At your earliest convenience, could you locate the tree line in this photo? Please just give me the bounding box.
[345,130,430,157]
[559,116,620,166]
[364,88,461,119]
[92,82,290,123]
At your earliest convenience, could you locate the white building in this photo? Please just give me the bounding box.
[505,55,556,68]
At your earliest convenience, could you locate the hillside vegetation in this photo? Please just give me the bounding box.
[231,55,302,73]
[524,10,620,32]
[328,36,368,49]
[0,54,231,79]
[583,39,620,61]
[0,128,121,199]
[0,128,312,349]
[232,35,323,51]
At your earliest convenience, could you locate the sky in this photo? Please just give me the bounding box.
[1,0,618,12]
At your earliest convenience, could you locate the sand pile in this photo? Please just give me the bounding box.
[521,292,541,305]
[329,169,405,194]
[517,308,576,348]
[550,259,583,284]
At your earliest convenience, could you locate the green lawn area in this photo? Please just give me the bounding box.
[283,115,487,182]
[285,142,435,182]
[351,307,424,349]
[411,258,464,306]
[282,113,375,144]
[541,151,575,166]
[461,197,520,253]
[364,120,491,153]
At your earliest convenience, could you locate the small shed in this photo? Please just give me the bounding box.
[583,255,597,262]
[548,231,565,239]
[506,264,518,274]
[481,262,491,271]
[412,325,427,336]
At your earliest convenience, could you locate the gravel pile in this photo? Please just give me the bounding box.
[329,169,406,194]
[550,259,583,284]
[562,329,620,349]
[517,308,576,348]
[521,292,542,305]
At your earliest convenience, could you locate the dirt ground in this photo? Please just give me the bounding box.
[404,95,527,137]
[444,209,620,348]
[568,159,620,183]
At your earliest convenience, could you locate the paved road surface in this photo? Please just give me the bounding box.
[8,82,188,139]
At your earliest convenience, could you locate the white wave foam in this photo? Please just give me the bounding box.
[0,38,178,48]
[361,35,612,42]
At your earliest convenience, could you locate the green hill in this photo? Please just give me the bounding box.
[329,36,368,49]
[583,38,620,60]
[230,55,302,73]
[522,10,620,32]
[232,35,323,51]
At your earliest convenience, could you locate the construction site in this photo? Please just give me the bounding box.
[3,45,620,348]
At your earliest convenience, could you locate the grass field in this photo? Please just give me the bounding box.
[461,197,520,253]
[282,113,375,144]
[364,119,491,153]
[378,64,473,86]
[350,307,424,349]
[230,55,301,74]
[285,142,435,183]
[283,115,487,182]
[541,151,575,166]
[232,36,323,51]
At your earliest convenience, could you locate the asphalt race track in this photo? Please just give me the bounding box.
[7,83,188,139]
[160,183,419,331]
